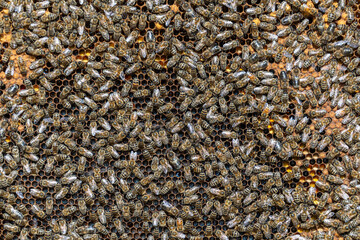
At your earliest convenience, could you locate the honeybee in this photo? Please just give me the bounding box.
[78,146,94,158]
[315,180,331,192]
[29,188,46,198]
[31,204,45,219]
[3,59,15,79]
[0,48,12,65]
[93,221,108,235]
[4,203,23,220]
[61,206,77,217]
[161,200,179,216]
[4,222,20,233]
[346,6,355,23]
[15,56,29,77]
[54,187,69,200]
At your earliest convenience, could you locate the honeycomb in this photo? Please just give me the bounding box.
[0,0,360,239]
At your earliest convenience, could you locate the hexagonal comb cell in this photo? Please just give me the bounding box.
[0,0,360,239]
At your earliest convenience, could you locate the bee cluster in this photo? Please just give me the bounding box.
[0,0,360,239]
